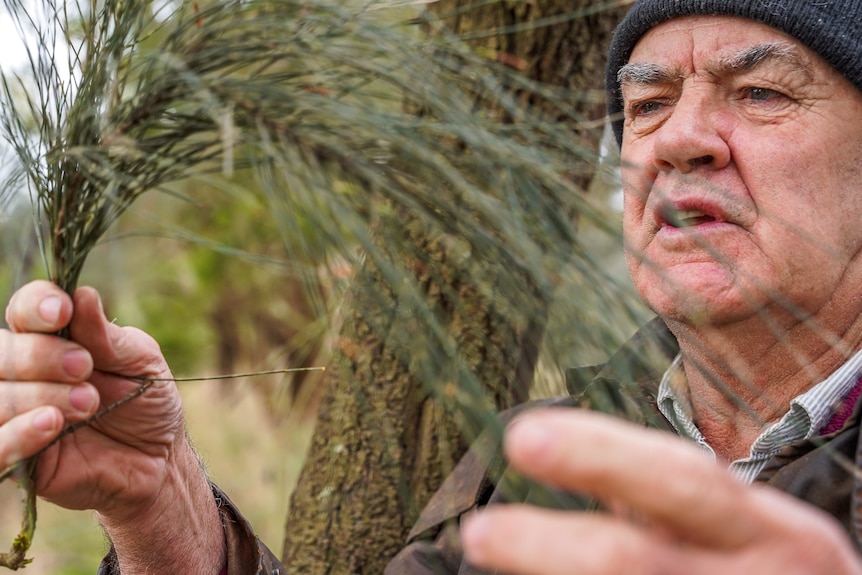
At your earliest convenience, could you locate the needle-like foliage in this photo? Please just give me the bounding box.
[0,0,648,568]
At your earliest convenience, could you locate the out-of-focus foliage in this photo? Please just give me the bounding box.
[0,0,651,568]
[0,0,648,430]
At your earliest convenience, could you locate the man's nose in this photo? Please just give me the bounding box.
[651,89,731,174]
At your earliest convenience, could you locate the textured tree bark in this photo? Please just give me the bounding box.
[282,2,628,573]
[283,212,544,572]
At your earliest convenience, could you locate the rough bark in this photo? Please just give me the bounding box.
[283,2,628,573]
[283,211,543,572]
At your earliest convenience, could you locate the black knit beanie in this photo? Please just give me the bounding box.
[606,0,862,146]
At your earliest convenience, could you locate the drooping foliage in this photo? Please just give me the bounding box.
[0,0,649,569]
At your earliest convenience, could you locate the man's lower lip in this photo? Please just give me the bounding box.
[655,220,736,242]
[660,220,727,232]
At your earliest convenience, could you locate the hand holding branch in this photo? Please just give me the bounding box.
[1,281,225,573]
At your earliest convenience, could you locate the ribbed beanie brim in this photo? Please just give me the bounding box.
[606,0,862,146]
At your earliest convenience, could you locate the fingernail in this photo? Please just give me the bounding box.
[62,350,92,379]
[507,418,553,459]
[39,296,62,324]
[505,415,526,432]
[461,511,490,562]
[69,385,97,413]
[33,408,58,432]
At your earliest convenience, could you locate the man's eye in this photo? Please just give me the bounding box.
[743,87,784,103]
[630,100,663,116]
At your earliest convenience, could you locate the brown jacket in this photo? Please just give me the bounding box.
[99,318,862,574]
[386,318,862,573]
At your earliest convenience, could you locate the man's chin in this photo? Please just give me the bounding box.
[640,286,758,330]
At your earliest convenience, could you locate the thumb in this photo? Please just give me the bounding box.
[68,287,167,378]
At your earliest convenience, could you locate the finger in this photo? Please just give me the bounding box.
[503,409,760,548]
[5,280,73,334]
[0,330,94,384]
[69,288,169,379]
[461,505,694,575]
[461,490,862,575]
[0,407,63,472]
[0,381,99,424]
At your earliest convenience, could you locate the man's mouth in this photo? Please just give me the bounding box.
[659,205,717,228]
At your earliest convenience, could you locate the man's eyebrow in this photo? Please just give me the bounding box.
[617,62,682,86]
[617,42,812,87]
[710,41,811,77]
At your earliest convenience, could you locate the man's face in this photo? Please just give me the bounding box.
[620,16,862,329]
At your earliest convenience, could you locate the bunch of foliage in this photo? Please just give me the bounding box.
[0,0,646,568]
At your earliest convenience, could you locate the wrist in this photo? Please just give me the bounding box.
[97,441,226,574]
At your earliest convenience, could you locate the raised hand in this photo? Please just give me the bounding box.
[461,409,862,575]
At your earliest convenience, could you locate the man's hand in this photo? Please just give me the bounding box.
[1,280,225,574]
[461,409,862,575]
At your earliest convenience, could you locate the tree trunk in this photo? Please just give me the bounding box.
[283,2,627,573]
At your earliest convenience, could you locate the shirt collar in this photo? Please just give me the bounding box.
[657,347,862,460]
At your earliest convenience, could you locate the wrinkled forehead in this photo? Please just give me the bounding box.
[624,16,803,73]
[618,16,818,95]
[604,1,862,146]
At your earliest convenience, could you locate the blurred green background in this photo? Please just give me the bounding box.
[0,143,644,574]
[0,0,652,570]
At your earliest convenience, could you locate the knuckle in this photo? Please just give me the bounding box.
[0,418,31,469]
[0,384,39,424]
[4,286,36,333]
[0,331,81,384]
[3,299,12,330]
[0,336,40,382]
[598,532,657,575]
[0,330,17,379]
[14,342,43,381]
[117,326,168,375]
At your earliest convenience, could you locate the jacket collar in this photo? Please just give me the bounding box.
[572,316,678,431]
[578,317,862,551]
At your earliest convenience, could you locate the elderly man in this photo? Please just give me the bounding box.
[3,0,862,573]
[436,1,862,573]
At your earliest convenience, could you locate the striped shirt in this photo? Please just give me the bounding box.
[657,349,862,485]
